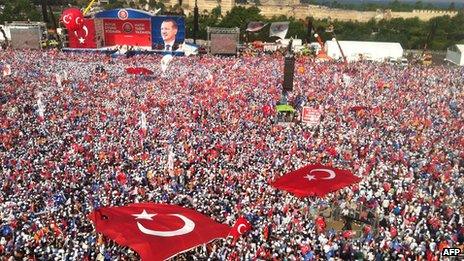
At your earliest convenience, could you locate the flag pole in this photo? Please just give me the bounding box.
[83,0,97,16]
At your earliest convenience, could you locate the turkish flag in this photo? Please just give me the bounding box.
[271,164,361,197]
[68,18,96,48]
[61,8,84,32]
[126,67,154,75]
[88,203,230,260]
[230,216,252,244]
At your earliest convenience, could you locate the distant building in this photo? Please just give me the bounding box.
[161,0,457,22]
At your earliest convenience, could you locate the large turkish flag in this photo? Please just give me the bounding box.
[89,203,231,260]
[68,18,97,48]
[271,164,361,197]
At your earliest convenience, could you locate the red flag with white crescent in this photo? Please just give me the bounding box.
[229,216,252,244]
[88,203,230,261]
[68,18,96,48]
[271,164,361,197]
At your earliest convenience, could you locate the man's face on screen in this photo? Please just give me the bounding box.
[161,21,177,43]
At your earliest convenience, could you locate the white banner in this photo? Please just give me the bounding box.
[183,43,198,56]
[140,112,147,131]
[37,97,45,118]
[302,106,321,126]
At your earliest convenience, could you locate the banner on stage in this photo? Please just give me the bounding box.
[103,19,152,47]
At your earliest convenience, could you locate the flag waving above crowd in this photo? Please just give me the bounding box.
[272,164,361,197]
[269,22,289,39]
[89,203,231,260]
[246,21,268,32]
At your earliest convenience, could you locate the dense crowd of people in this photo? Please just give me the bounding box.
[0,49,463,260]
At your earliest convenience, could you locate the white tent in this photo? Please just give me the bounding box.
[325,40,403,62]
[445,44,464,66]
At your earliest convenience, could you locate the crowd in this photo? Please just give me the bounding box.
[0,49,463,260]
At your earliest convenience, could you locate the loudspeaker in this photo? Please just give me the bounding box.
[306,18,313,43]
[283,55,295,92]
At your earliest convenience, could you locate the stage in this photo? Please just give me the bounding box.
[64,8,186,56]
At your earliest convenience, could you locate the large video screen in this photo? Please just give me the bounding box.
[151,16,185,52]
[210,33,237,55]
[10,27,41,50]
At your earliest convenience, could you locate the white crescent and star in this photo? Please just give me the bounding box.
[73,25,89,44]
[305,168,336,181]
[132,209,195,237]
[237,224,247,234]
[75,16,83,25]
[62,14,71,24]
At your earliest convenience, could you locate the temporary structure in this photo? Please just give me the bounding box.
[445,44,464,66]
[325,40,403,62]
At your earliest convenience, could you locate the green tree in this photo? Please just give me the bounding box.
[0,0,42,23]
[220,6,263,29]
[104,0,125,9]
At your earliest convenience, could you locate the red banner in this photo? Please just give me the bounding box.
[68,19,96,48]
[103,19,152,47]
[126,67,154,75]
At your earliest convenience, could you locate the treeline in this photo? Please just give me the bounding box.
[185,6,464,50]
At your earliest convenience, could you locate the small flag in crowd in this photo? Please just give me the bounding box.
[230,216,252,245]
[88,203,231,261]
[271,164,361,197]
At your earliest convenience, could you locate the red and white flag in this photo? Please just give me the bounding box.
[88,203,230,261]
[68,18,97,48]
[229,216,252,244]
[271,164,361,197]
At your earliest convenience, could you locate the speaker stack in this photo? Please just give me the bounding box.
[283,54,295,92]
